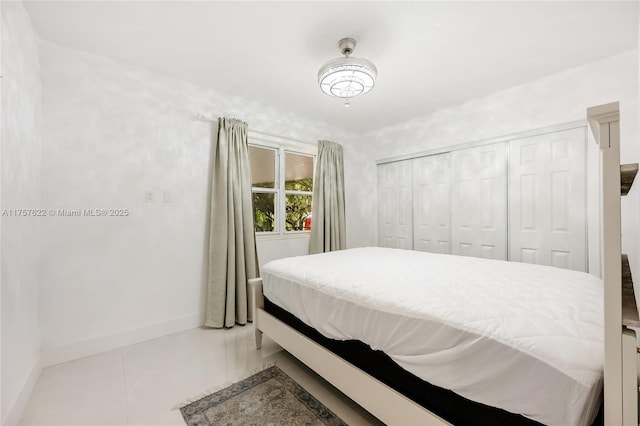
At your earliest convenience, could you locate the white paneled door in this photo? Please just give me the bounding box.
[378,160,413,249]
[413,153,451,254]
[451,143,507,260]
[509,127,587,271]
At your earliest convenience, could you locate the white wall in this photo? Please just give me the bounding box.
[343,140,378,249]
[1,2,42,424]
[38,42,358,365]
[350,50,640,275]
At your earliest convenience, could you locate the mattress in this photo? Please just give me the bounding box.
[262,247,604,426]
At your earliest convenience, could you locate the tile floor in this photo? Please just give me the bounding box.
[20,326,382,425]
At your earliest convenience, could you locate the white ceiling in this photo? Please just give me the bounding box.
[24,1,639,133]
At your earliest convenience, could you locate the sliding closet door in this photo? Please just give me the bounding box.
[451,143,507,259]
[509,127,587,271]
[378,160,413,249]
[413,153,451,253]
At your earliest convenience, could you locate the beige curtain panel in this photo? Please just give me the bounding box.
[205,117,259,328]
[309,140,346,254]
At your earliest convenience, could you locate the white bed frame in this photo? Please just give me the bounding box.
[249,102,639,425]
[587,102,638,426]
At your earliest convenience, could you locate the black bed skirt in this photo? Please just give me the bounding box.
[264,297,603,426]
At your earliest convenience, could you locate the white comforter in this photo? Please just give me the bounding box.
[262,247,604,426]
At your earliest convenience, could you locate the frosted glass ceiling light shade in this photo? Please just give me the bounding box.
[318,38,377,104]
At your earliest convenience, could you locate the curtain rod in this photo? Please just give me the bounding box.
[196,114,317,146]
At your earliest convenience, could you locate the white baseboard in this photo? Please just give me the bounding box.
[42,314,200,367]
[3,354,42,426]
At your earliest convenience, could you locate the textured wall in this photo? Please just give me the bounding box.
[1,1,42,422]
[354,50,640,274]
[362,50,638,161]
[39,42,358,356]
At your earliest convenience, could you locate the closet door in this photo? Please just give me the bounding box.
[378,160,413,249]
[509,127,587,271]
[413,153,451,253]
[451,143,507,260]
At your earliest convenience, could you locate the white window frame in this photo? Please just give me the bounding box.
[249,134,316,239]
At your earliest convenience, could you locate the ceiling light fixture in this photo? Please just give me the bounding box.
[318,38,377,107]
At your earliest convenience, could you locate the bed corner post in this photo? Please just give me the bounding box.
[249,277,264,349]
[587,102,632,425]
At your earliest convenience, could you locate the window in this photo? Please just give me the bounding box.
[249,141,315,236]
[249,146,277,232]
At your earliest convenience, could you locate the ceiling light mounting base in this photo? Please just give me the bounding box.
[338,38,356,57]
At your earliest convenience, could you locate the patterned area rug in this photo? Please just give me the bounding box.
[179,365,347,426]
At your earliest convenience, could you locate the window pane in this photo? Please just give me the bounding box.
[285,152,313,191]
[253,192,275,232]
[249,146,275,188]
[285,194,312,231]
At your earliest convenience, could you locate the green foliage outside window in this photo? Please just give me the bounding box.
[253,178,313,232]
[253,192,275,232]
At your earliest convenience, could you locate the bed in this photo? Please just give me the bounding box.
[251,103,636,425]
[259,247,603,426]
